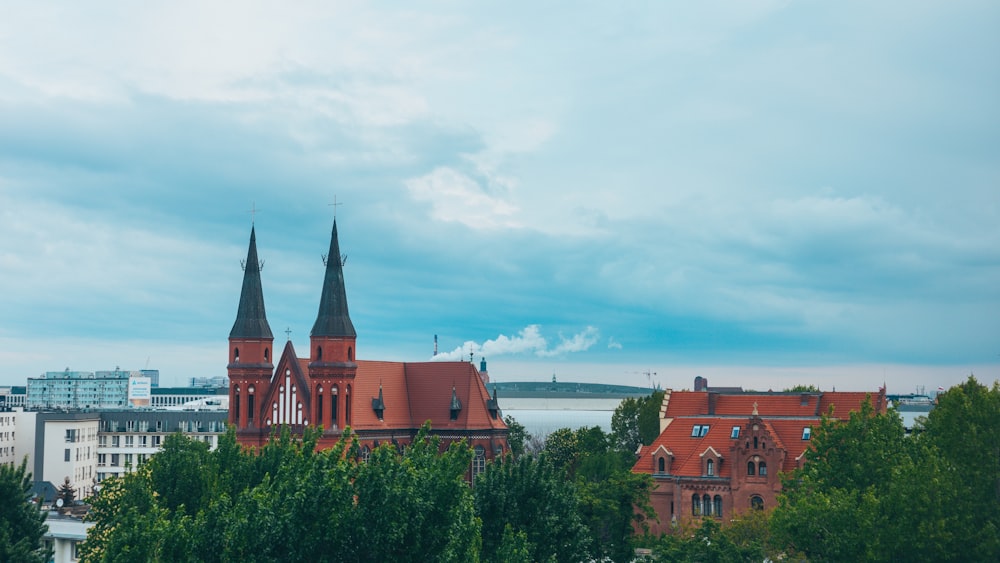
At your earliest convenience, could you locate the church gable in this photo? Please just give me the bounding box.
[261,341,313,427]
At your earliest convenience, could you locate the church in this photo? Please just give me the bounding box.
[227,218,509,472]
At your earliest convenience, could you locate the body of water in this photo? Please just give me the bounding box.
[503,409,614,438]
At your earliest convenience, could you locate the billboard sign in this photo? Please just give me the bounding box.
[128,376,152,407]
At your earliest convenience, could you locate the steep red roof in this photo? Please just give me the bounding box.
[344,360,505,431]
[635,389,884,477]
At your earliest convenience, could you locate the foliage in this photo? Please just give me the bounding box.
[474,454,589,563]
[81,424,480,563]
[639,517,770,563]
[540,426,654,561]
[783,384,820,393]
[0,458,52,563]
[502,415,528,458]
[914,376,1000,561]
[57,476,76,508]
[611,390,664,454]
[771,380,1000,562]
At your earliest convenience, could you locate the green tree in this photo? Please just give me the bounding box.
[0,458,51,563]
[783,384,820,393]
[915,376,1000,561]
[475,454,590,563]
[503,415,529,458]
[82,424,481,563]
[611,391,664,455]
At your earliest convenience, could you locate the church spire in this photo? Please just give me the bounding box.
[311,220,356,337]
[230,226,273,339]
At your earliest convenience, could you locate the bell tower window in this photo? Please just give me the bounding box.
[233,348,240,363]
[317,346,323,361]
[264,348,269,362]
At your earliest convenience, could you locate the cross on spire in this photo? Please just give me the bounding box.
[247,201,258,225]
[285,326,292,341]
[329,195,343,220]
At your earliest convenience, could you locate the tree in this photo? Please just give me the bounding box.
[914,376,1000,561]
[783,384,820,393]
[82,424,481,563]
[611,391,664,455]
[57,476,76,509]
[0,458,51,563]
[503,415,529,458]
[475,454,590,563]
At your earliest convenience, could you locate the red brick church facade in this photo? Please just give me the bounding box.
[633,386,886,534]
[227,219,508,470]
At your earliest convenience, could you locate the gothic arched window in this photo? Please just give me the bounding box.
[747,461,755,475]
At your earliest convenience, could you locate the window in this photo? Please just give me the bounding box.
[140,436,147,447]
[691,424,710,437]
[64,448,70,461]
[730,426,740,439]
[802,427,811,440]
[317,393,323,424]
[753,436,758,449]
[361,445,370,463]
[751,495,764,510]
[125,454,133,467]
[112,436,120,447]
[98,454,106,467]
[706,459,714,476]
[692,494,700,516]
[714,495,723,517]
[747,461,755,475]
[125,436,134,447]
[702,494,711,516]
[152,435,161,447]
[72,540,80,560]
[247,395,255,422]
[657,457,666,474]
[111,454,120,466]
[759,461,767,476]
[99,436,107,447]
[472,445,486,481]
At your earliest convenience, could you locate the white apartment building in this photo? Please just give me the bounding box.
[96,411,228,482]
[0,407,16,466]
[15,411,100,500]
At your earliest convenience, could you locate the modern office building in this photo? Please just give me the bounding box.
[25,369,156,410]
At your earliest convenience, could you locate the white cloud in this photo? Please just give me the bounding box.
[405,166,520,230]
[432,325,600,361]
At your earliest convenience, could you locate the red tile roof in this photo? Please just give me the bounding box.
[635,389,883,477]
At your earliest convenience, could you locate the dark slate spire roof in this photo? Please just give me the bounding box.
[311,220,357,337]
[230,226,274,339]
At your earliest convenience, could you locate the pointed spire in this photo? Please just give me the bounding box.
[230,226,273,339]
[311,220,357,337]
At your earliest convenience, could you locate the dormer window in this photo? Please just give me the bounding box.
[706,459,714,476]
[371,386,385,421]
[450,386,462,421]
[691,424,710,437]
[802,427,811,440]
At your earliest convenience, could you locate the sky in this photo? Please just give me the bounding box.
[1,1,998,393]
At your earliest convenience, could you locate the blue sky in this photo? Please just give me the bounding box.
[1,1,997,392]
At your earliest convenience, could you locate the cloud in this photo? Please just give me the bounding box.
[405,166,520,230]
[432,325,600,361]
[607,337,623,350]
